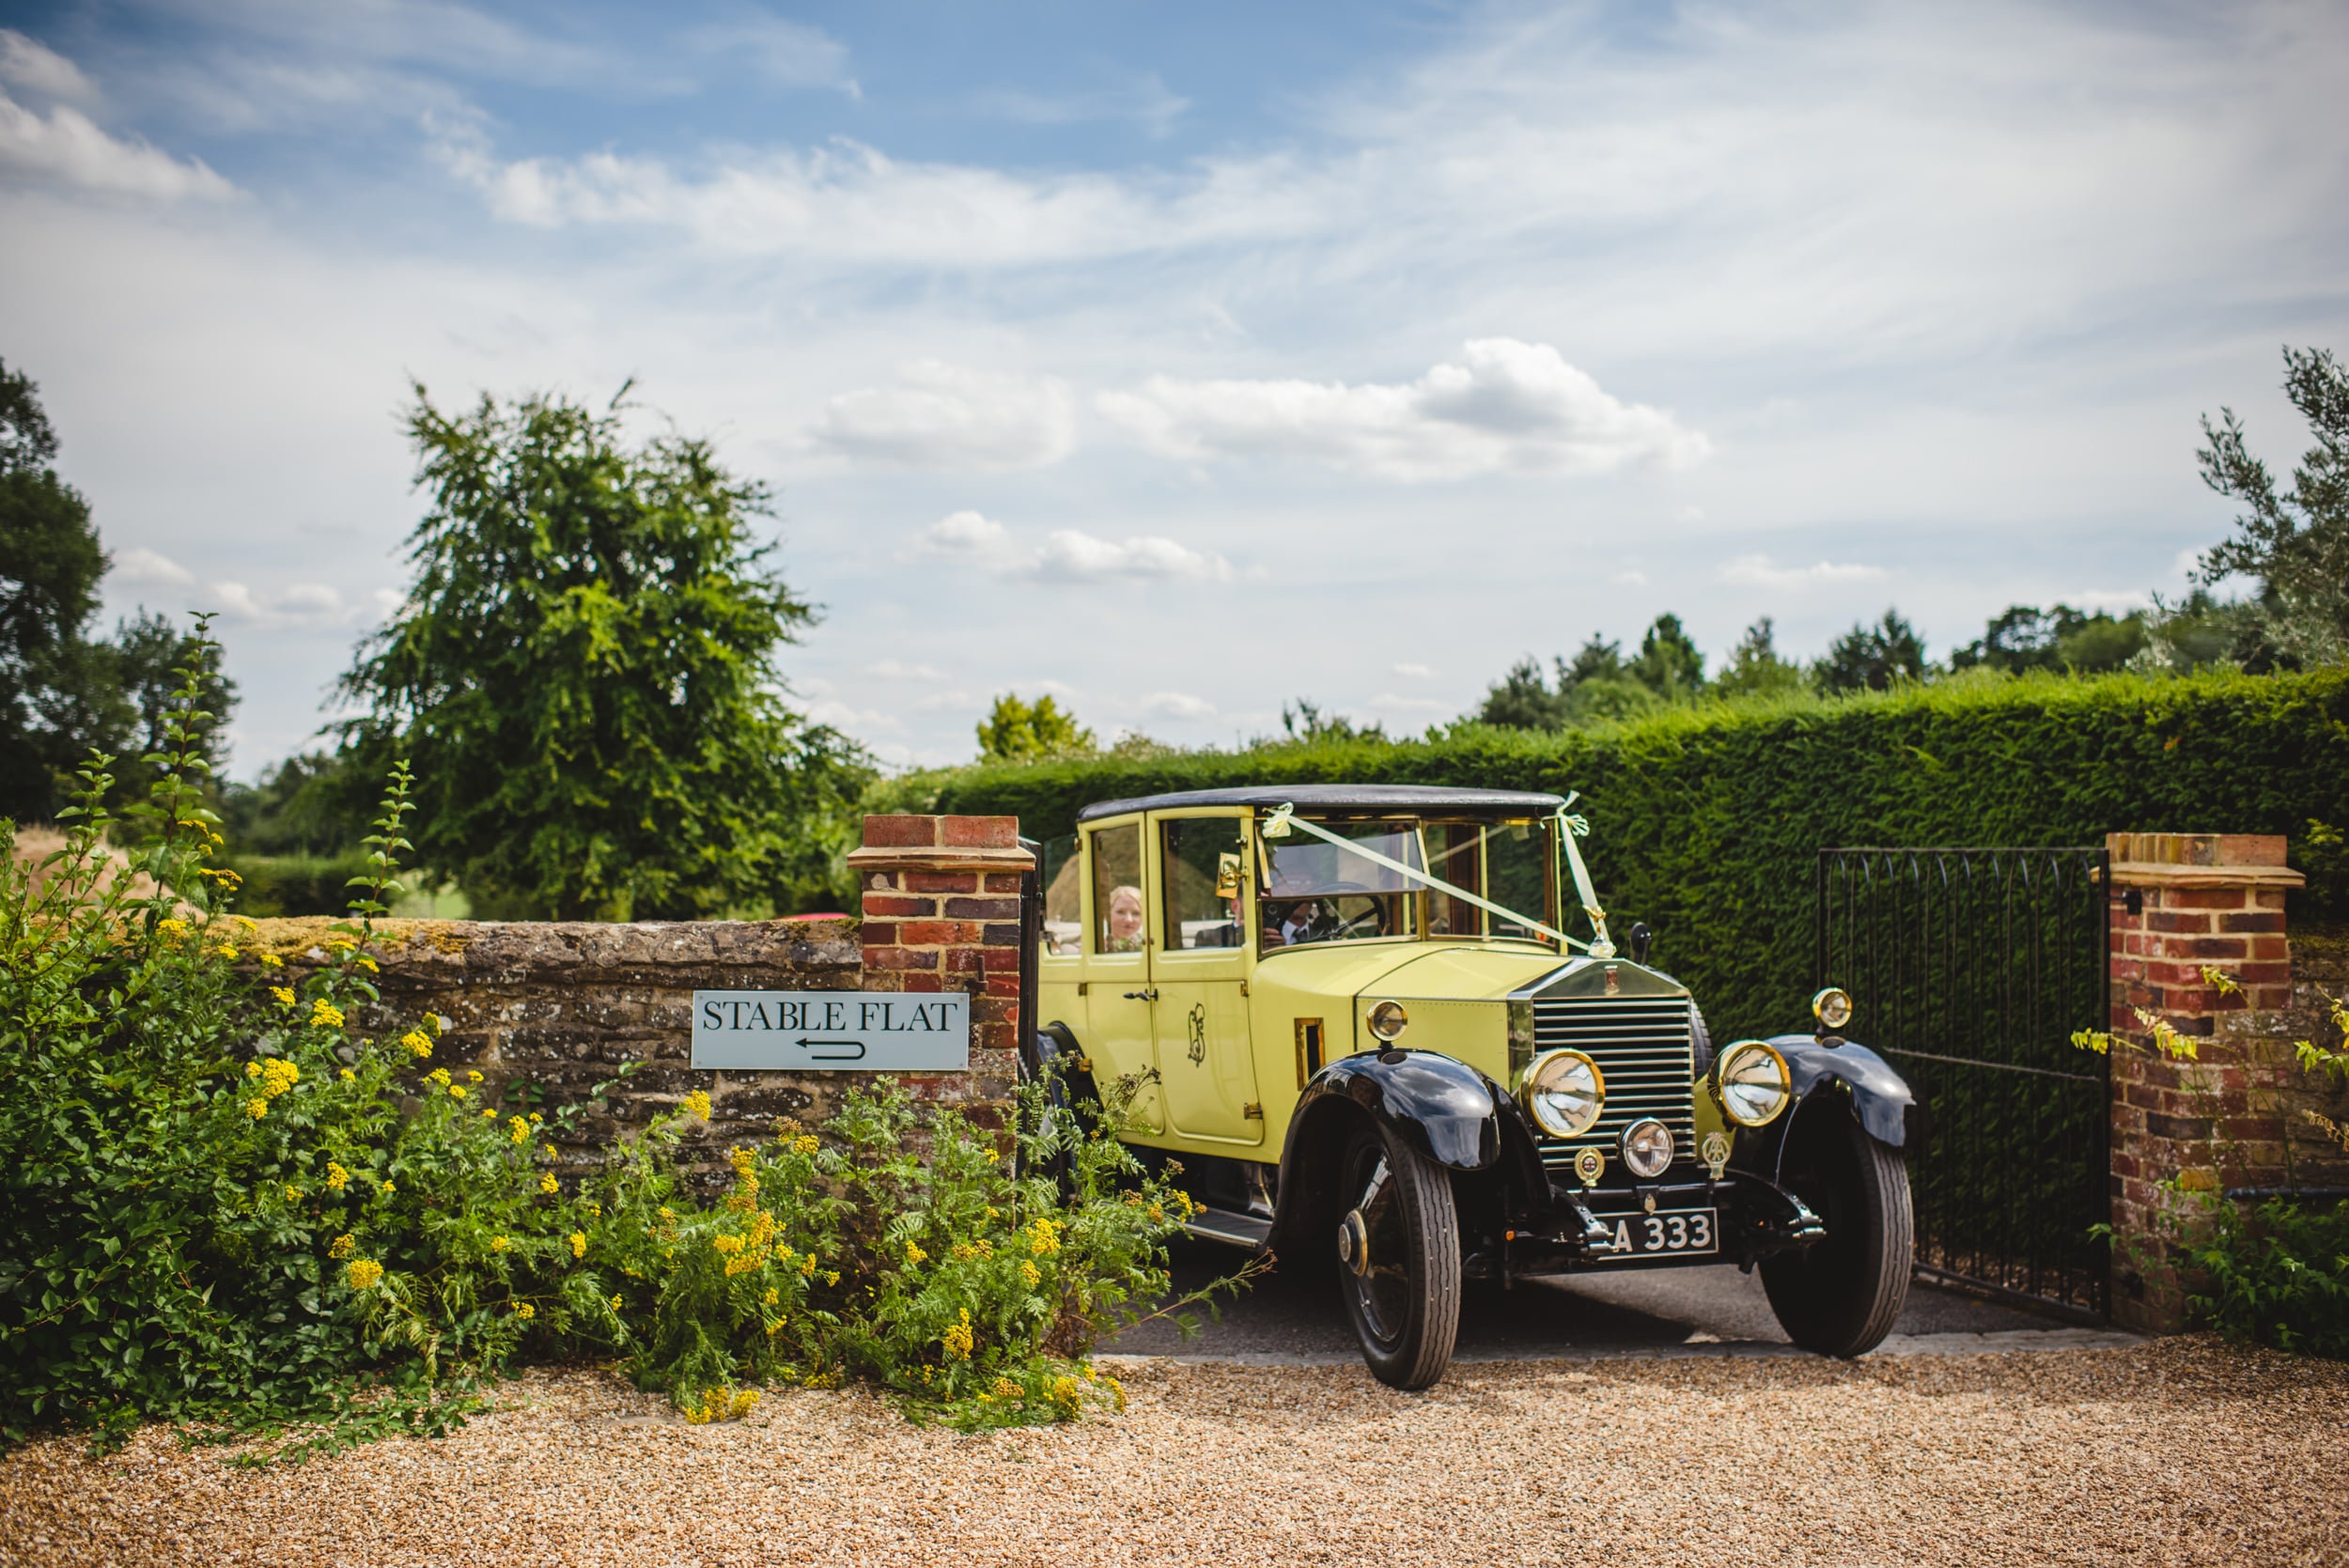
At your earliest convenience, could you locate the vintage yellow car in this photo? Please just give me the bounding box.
[1026,784,1918,1389]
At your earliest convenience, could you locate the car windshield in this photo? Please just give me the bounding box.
[1258,815,1554,951]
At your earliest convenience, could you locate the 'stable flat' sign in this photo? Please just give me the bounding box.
[690,990,969,1071]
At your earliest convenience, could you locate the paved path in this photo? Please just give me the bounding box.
[1105,1235,2136,1362]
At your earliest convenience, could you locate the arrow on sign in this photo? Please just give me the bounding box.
[798,1038,867,1062]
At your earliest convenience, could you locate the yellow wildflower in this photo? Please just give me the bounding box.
[528,1111,541,1124]
[609,1293,624,1311]
[1021,1260,1041,1288]
[255,1059,300,1098]
[246,1096,269,1119]
[1027,1218,1062,1256]
[508,1116,530,1145]
[234,915,257,931]
[216,944,240,960]
[941,1308,973,1360]
[329,1234,356,1259]
[282,1184,303,1203]
[543,1143,556,1159]
[658,1206,676,1221]
[569,1231,586,1259]
[309,999,345,1030]
[514,1302,535,1321]
[824,1270,839,1286]
[468,1070,484,1083]
[992,1376,1020,1400]
[682,1090,711,1121]
[490,1235,510,1252]
[728,1146,756,1176]
[762,1286,779,1306]
[790,1134,817,1157]
[539,1172,559,1194]
[399,1030,432,1058]
[904,1241,926,1265]
[585,1202,600,1219]
[339,1067,355,1081]
[270,986,296,1007]
[346,1259,384,1290]
[326,937,355,954]
[427,1067,450,1087]
[353,956,378,971]
[481,1108,496,1118]
[448,1084,467,1099]
[158,918,188,937]
[1050,1375,1082,1415]
[800,1253,818,1278]
[712,1234,745,1255]
[325,1161,350,1191]
[380,1180,397,1196]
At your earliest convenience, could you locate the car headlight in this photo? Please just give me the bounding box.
[1518,1048,1605,1139]
[1365,999,1408,1043]
[1621,1118,1674,1179]
[1812,986,1854,1032]
[1713,1040,1793,1128]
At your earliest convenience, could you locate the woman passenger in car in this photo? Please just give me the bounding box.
[1106,884,1145,951]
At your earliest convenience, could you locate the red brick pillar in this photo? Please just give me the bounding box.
[2107,831,2305,1331]
[845,815,1032,1115]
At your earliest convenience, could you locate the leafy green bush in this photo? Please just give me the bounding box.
[934,668,2349,1037]
[0,626,1216,1454]
[2183,1195,2349,1358]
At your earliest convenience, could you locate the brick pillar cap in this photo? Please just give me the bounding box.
[2109,832,2303,890]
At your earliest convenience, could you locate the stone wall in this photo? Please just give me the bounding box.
[243,814,1033,1175]
[2106,831,2349,1331]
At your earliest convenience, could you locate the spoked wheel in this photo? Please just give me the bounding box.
[1334,1119,1461,1389]
[1761,1099,1913,1357]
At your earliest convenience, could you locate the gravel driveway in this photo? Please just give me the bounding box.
[2,1337,2342,1567]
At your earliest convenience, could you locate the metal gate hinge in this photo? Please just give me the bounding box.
[1242,1102,1264,1120]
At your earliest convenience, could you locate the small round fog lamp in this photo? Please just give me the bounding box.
[1518,1049,1605,1139]
[1714,1040,1794,1128]
[1365,1000,1409,1043]
[1621,1118,1674,1179]
[1812,986,1854,1032]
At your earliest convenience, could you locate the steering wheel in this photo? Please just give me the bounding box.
[1333,900,1386,939]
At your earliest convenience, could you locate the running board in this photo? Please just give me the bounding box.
[1184,1206,1272,1250]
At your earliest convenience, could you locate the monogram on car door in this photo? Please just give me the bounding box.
[1148,811,1263,1146]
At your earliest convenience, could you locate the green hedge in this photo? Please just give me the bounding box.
[931,669,2349,1040]
[212,852,375,919]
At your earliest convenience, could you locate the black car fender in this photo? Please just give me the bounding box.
[1266,1049,1551,1257]
[1734,1035,1921,1177]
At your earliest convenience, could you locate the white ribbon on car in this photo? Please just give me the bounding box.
[1258,799,1613,956]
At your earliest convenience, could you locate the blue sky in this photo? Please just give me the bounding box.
[4,0,2347,772]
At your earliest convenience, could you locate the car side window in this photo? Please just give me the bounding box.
[1090,823,1145,954]
[1039,833,1081,956]
[1159,818,1245,950]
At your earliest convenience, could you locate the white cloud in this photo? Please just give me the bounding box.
[1098,340,1709,481]
[866,658,948,680]
[1717,555,1889,591]
[1611,570,1649,587]
[913,510,1011,553]
[1391,661,1433,678]
[1143,691,1215,720]
[115,547,195,586]
[0,30,99,104]
[975,72,1188,138]
[685,17,857,95]
[1024,529,1232,583]
[806,364,1073,470]
[210,580,352,627]
[0,88,237,202]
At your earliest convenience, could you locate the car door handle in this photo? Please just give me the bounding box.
[1123,989,1159,1001]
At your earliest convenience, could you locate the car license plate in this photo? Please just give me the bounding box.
[1602,1207,1718,1257]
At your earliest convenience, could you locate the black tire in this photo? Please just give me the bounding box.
[1761,1099,1913,1357]
[1334,1119,1462,1389]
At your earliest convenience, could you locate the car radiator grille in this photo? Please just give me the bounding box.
[1531,996,1698,1172]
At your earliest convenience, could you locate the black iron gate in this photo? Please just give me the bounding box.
[1816,846,2110,1320]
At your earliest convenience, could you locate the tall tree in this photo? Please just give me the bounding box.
[976,692,1096,762]
[1949,604,2145,675]
[338,383,870,920]
[0,359,106,816]
[2193,344,2349,666]
[1713,617,1809,699]
[1629,613,1705,700]
[1816,610,1927,693]
[1473,657,1574,730]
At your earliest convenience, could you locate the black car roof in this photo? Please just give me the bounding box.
[1073,783,1567,824]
